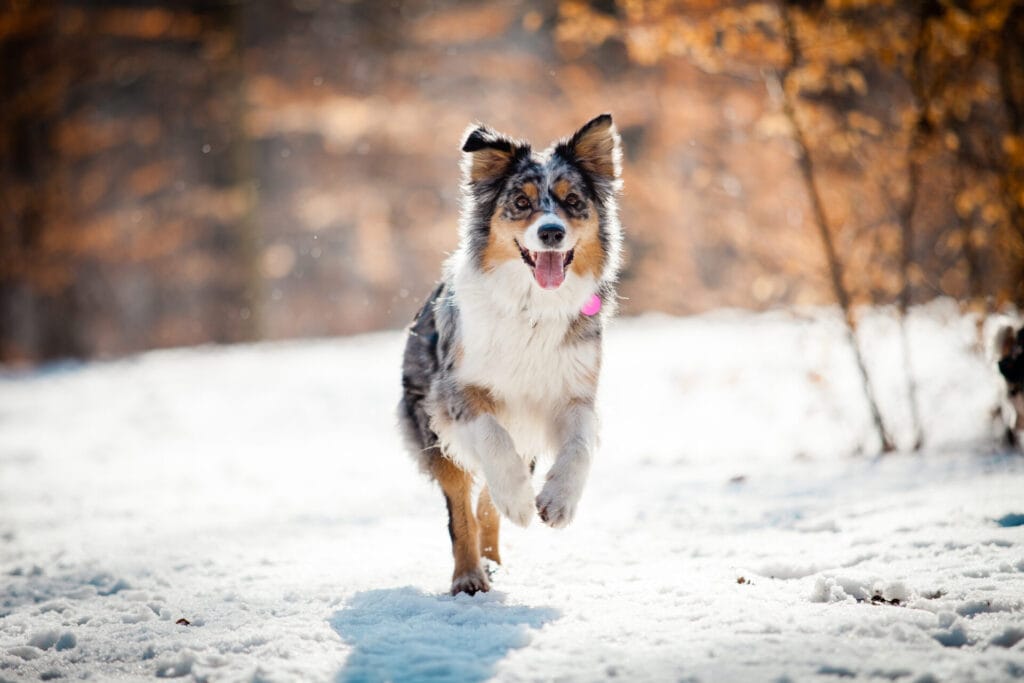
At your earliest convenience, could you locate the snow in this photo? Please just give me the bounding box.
[329,588,557,683]
[2,300,1023,682]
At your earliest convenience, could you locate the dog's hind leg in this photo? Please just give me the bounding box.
[431,453,489,596]
[477,486,501,565]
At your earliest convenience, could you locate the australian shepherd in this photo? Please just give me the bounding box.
[398,114,624,595]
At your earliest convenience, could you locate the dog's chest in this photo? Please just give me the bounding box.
[456,305,597,405]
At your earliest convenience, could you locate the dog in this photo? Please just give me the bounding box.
[994,323,1024,447]
[398,114,623,595]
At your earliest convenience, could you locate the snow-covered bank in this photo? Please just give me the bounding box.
[2,302,1023,682]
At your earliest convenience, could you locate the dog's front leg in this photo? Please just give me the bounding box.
[449,414,535,528]
[536,400,597,528]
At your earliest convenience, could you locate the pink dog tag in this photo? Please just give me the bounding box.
[581,294,601,316]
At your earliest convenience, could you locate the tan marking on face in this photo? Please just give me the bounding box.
[463,384,499,416]
[552,178,573,199]
[482,206,529,271]
[567,209,604,279]
[520,182,539,203]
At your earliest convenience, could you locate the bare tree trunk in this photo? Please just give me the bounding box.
[0,5,88,361]
[227,2,261,342]
[776,1,895,453]
[894,4,933,451]
[996,4,1024,308]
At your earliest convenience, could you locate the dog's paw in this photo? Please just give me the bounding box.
[489,480,535,528]
[536,479,579,529]
[450,566,490,596]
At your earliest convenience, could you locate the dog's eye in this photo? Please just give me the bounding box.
[565,193,582,210]
[513,195,531,211]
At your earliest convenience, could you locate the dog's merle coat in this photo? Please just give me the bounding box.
[398,115,623,595]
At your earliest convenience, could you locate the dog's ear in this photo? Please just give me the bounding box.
[557,113,622,183]
[461,125,528,185]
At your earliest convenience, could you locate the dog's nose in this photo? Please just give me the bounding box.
[537,224,565,248]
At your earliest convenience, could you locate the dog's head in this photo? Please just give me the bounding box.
[458,114,622,292]
[995,324,1024,430]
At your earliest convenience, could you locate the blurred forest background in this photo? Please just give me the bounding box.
[2,0,1023,364]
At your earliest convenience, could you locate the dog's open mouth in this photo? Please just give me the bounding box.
[515,239,574,290]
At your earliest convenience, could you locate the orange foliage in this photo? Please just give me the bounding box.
[1,1,1022,362]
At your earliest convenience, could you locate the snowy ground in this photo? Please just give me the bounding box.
[2,300,1023,682]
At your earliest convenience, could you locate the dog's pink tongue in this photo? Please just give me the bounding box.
[534,251,565,290]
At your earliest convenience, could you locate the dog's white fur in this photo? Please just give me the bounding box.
[434,246,602,528]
